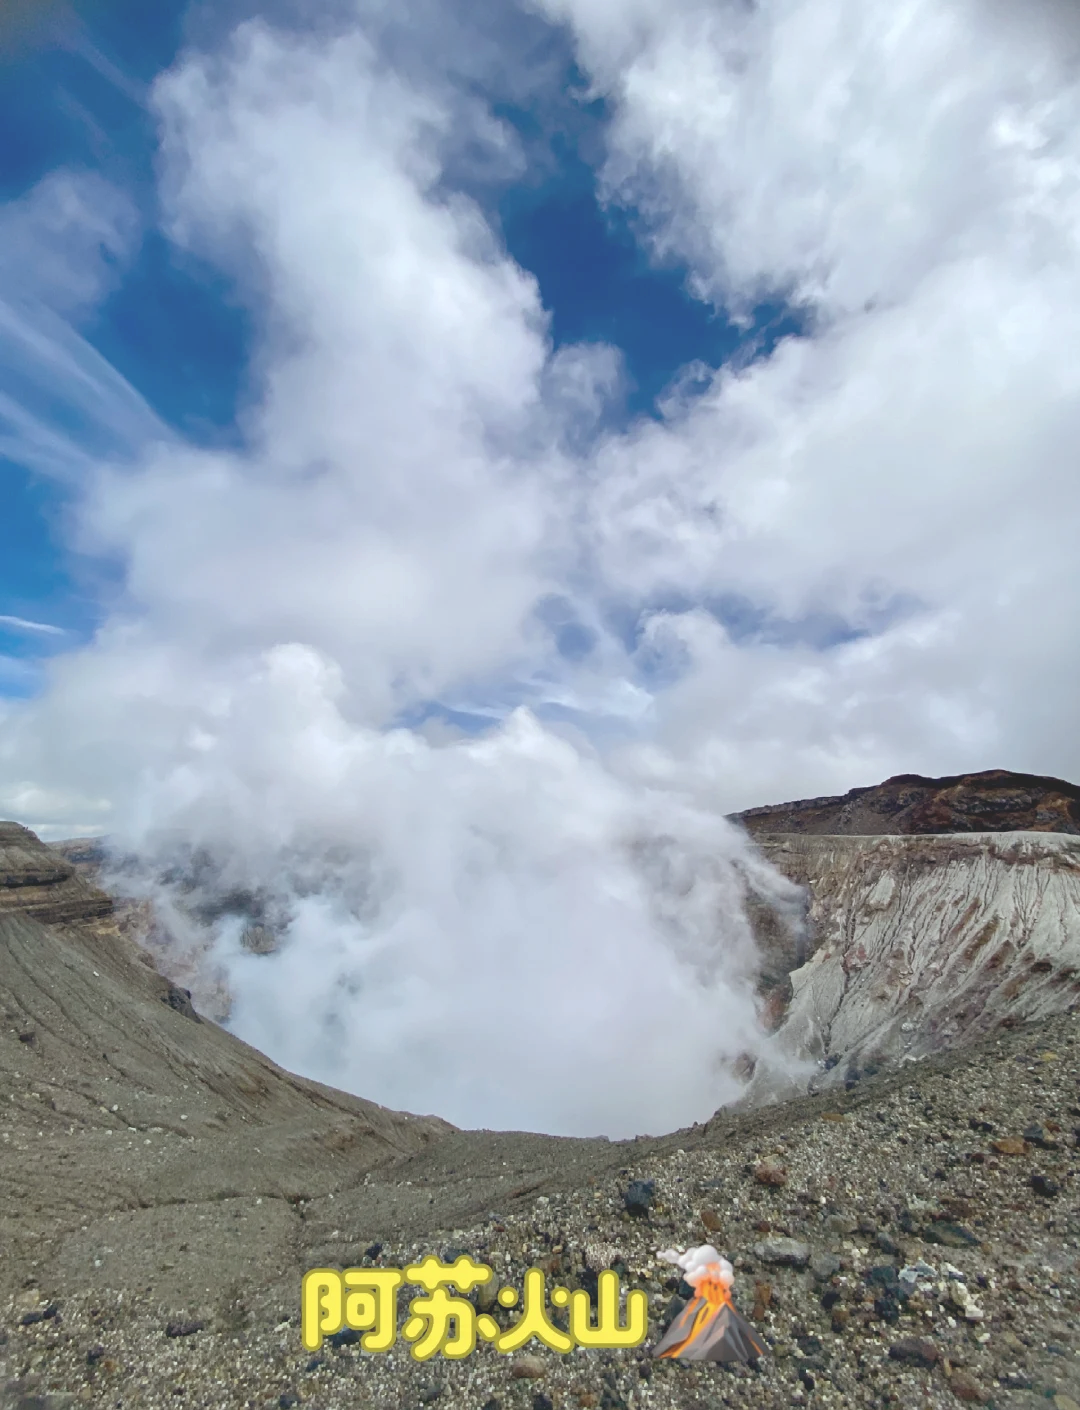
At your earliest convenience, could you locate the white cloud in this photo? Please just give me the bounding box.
[3,0,1080,1130]
[0,615,65,636]
[0,169,169,479]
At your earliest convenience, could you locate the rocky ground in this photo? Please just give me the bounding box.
[3,1007,1078,1410]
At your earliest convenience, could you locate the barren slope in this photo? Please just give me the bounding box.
[0,822,454,1311]
[744,832,1080,1101]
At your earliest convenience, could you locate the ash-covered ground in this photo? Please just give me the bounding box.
[4,1010,1078,1410]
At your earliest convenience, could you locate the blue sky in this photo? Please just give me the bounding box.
[0,0,803,697]
[2,0,1076,844]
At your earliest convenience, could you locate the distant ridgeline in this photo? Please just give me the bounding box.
[729,769,1080,838]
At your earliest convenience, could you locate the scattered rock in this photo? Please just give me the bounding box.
[947,1368,990,1403]
[888,1337,940,1368]
[164,1320,204,1338]
[825,1213,857,1235]
[622,1180,655,1218]
[660,1295,686,1329]
[160,982,201,1023]
[700,1206,723,1233]
[328,1327,361,1348]
[1022,1123,1059,1149]
[511,1356,547,1379]
[923,1221,979,1248]
[810,1251,841,1281]
[990,1137,1028,1156]
[754,1160,788,1187]
[753,1238,810,1267]
[18,1303,59,1326]
[1031,1173,1061,1197]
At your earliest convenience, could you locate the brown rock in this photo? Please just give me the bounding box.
[511,1355,547,1379]
[700,1207,723,1233]
[754,1160,788,1187]
[888,1337,940,1368]
[948,1370,990,1403]
[752,1282,773,1319]
[991,1137,1029,1156]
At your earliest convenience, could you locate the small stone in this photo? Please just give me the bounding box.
[278,1397,298,1409]
[700,1207,723,1233]
[899,1260,936,1286]
[1000,1372,1034,1390]
[1022,1123,1059,1149]
[511,1355,547,1379]
[923,1221,979,1249]
[754,1160,787,1187]
[19,1303,59,1326]
[990,1137,1028,1156]
[418,1386,442,1404]
[875,1232,900,1256]
[661,1294,687,1328]
[947,1369,989,1403]
[1053,1397,1080,1410]
[532,1396,554,1410]
[328,1327,360,1348]
[875,1293,902,1324]
[831,1306,850,1332]
[752,1282,772,1319]
[476,1278,499,1312]
[825,1214,857,1235]
[753,1238,810,1267]
[164,1319,204,1338]
[1031,1173,1061,1198]
[888,1337,940,1368]
[810,1251,841,1282]
[623,1180,656,1218]
[18,1030,35,1044]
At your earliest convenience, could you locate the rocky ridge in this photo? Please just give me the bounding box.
[731,770,1080,839]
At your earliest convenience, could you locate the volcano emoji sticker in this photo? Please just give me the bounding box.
[653,1245,767,1363]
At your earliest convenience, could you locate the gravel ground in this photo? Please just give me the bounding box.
[3,1010,1079,1410]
